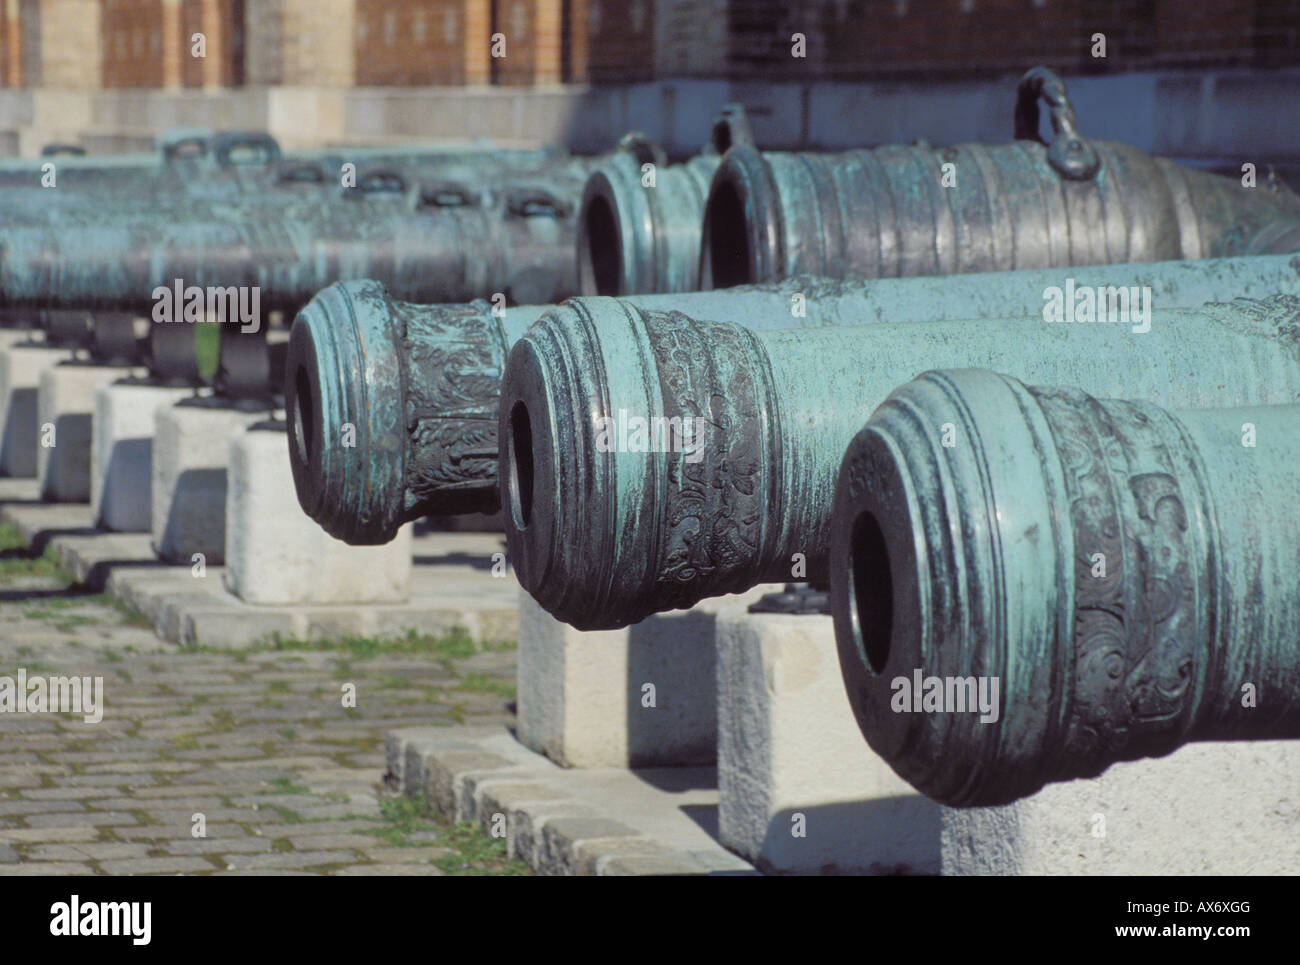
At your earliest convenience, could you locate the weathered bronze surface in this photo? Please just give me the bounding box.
[0,129,561,206]
[500,290,1300,630]
[288,276,852,544]
[830,369,1300,806]
[701,67,1300,288]
[0,162,588,313]
[578,105,753,295]
[289,255,1300,547]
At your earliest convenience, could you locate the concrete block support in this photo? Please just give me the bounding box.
[37,362,138,502]
[151,400,262,565]
[942,742,1300,875]
[516,586,777,769]
[715,609,941,875]
[0,341,63,478]
[91,381,194,531]
[224,420,412,605]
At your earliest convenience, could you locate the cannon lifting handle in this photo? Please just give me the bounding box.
[506,185,571,218]
[707,103,755,156]
[617,131,668,171]
[211,130,283,169]
[1013,66,1100,181]
[349,165,408,197]
[275,159,328,184]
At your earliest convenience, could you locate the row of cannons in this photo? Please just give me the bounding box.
[2,67,1298,821]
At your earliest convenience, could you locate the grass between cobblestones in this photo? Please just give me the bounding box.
[0,520,526,876]
[369,796,528,876]
[0,522,74,584]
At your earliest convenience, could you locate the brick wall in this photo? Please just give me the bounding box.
[27,0,102,87]
[568,0,655,83]
[5,0,1300,93]
[793,1,1089,79]
[100,0,163,86]
[491,0,561,85]
[354,1,491,86]
[759,1,1300,80]
[1154,0,1300,69]
[180,0,201,84]
[247,0,354,85]
[1,0,14,84]
[655,0,725,78]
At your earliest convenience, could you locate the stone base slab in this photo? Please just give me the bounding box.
[91,381,194,531]
[0,343,65,478]
[38,363,142,502]
[717,608,941,875]
[942,742,1300,875]
[0,501,519,649]
[517,586,781,769]
[225,422,412,606]
[152,400,264,565]
[386,726,756,876]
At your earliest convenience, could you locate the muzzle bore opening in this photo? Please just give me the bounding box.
[507,400,535,530]
[706,178,753,287]
[849,509,894,674]
[580,195,622,295]
[291,364,315,469]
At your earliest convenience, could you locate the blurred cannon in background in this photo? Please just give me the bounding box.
[578,104,754,295]
[0,157,589,345]
[829,369,1300,806]
[0,129,563,206]
[701,68,1300,289]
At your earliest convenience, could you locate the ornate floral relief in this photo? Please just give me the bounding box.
[1033,387,1201,774]
[400,303,505,514]
[639,310,772,609]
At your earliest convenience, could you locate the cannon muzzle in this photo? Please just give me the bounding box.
[578,105,753,296]
[830,369,1300,806]
[285,281,535,544]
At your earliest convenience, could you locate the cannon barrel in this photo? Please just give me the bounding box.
[290,254,1300,547]
[701,67,1300,289]
[500,289,1300,630]
[0,174,584,314]
[829,369,1300,806]
[288,275,859,544]
[0,149,594,234]
[578,105,753,295]
[0,129,559,197]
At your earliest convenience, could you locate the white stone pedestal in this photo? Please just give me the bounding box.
[716,608,941,875]
[151,401,263,564]
[91,381,194,530]
[37,362,140,502]
[941,742,1300,875]
[713,608,1300,876]
[224,420,412,605]
[516,586,778,769]
[0,342,63,478]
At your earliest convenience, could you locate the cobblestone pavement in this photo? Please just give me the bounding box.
[0,541,525,876]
